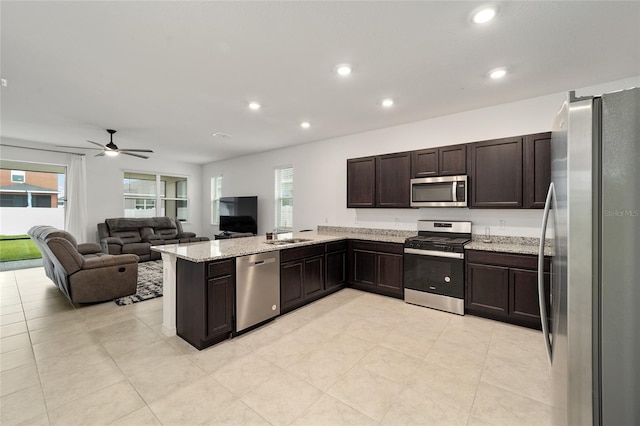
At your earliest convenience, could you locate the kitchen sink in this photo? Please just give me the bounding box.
[263,238,313,245]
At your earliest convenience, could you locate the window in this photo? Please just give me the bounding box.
[275,166,293,231]
[11,170,25,183]
[211,176,223,225]
[123,172,188,220]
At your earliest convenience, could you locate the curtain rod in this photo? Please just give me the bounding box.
[0,144,86,156]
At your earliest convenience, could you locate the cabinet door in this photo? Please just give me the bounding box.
[439,144,467,175]
[206,275,234,339]
[281,260,304,309]
[411,148,438,178]
[376,252,403,295]
[326,250,346,289]
[523,132,551,209]
[304,256,324,297]
[509,268,551,324]
[352,249,376,286]
[468,137,523,208]
[465,262,509,315]
[347,157,376,207]
[376,152,411,208]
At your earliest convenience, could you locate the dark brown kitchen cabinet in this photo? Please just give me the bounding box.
[468,136,523,208]
[465,250,550,329]
[348,240,404,298]
[325,241,347,290]
[347,153,410,208]
[347,156,376,207]
[523,132,551,208]
[411,144,467,178]
[176,258,235,350]
[280,244,325,314]
[377,152,411,207]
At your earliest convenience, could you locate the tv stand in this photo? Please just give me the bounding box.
[215,232,254,240]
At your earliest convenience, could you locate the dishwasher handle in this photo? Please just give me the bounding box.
[250,258,276,266]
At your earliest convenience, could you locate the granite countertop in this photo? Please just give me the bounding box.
[151,227,415,263]
[465,235,554,256]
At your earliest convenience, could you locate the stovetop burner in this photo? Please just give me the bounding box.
[404,220,472,253]
[406,235,471,245]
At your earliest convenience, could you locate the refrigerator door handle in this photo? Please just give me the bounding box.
[538,182,554,364]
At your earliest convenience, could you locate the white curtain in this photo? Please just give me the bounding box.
[64,155,88,241]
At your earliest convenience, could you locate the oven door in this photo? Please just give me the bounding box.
[403,249,464,299]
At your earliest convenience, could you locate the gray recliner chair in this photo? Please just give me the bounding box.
[27,226,139,303]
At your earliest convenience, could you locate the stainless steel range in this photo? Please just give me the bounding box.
[404,220,471,315]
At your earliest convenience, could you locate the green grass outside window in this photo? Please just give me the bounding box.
[0,235,42,262]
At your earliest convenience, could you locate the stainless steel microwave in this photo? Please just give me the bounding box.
[410,175,468,207]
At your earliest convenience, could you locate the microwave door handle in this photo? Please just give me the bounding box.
[452,181,457,202]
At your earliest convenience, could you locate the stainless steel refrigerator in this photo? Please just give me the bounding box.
[538,87,640,425]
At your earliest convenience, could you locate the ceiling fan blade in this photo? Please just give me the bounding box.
[55,145,102,150]
[95,152,105,157]
[117,149,154,153]
[87,140,106,148]
[121,151,149,159]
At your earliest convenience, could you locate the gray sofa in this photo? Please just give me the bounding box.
[98,217,209,262]
[28,226,138,303]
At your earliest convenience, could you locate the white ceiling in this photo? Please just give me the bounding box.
[1,1,639,164]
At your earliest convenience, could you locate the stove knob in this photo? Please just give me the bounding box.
[444,276,451,283]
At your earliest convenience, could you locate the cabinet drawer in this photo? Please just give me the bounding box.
[207,259,234,278]
[280,244,324,262]
[325,240,347,253]
[350,240,403,255]
[466,250,550,270]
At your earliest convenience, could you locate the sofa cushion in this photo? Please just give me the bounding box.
[122,242,151,256]
[156,228,178,239]
[111,230,142,244]
[106,217,174,232]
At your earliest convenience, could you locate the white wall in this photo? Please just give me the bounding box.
[202,76,640,238]
[0,140,203,242]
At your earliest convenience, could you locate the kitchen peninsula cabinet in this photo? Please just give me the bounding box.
[523,132,552,208]
[280,243,325,314]
[325,241,347,290]
[465,250,550,329]
[468,136,523,208]
[411,144,467,178]
[176,258,235,350]
[348,240,404,298]
[347,152,411,208]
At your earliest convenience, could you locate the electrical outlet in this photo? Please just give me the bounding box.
[499,220,505,229]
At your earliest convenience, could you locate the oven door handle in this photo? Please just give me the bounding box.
[404,248,464,259]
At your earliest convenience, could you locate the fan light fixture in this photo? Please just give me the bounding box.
[104,150,119,157]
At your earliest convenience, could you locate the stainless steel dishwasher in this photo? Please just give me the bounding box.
[235,251,280,333]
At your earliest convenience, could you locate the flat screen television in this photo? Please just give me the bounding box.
[219,196,258,235]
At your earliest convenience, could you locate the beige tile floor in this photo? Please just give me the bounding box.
[0,266,552,425]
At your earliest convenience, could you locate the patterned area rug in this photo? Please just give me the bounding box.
[114,260,163,306]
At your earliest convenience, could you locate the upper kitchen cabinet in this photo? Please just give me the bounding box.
[468,136,523,208]
[523,132,551,208]
[347,156,376,207]
[411,144,467,178]
[376,152,411,207]
[347,152,411,208]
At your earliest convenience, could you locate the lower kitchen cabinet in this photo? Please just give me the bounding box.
[281,243,333,314]
[348,240,404,298]
[465,250,550,329]
[176,258,235,350]
[325,241,347,290]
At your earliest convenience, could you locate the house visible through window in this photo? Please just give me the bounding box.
[123,172,188,221]
[275,166,293,231]
[211,176,223,225]
[11,170,25,183]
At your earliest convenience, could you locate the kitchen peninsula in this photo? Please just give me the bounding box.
[151,227,413,348]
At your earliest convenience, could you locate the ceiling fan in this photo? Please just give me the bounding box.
[57,129,154,159]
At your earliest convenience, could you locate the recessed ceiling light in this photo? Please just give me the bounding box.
[248,102,261,110]
[489,67,507,79]
[471,5,499,24]
[336,64,352,76]
[381,98,394,107]
[300,122,311,129]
